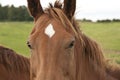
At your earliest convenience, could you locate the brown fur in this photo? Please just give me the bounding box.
[27,0,120,80]
[0,45,30,80]
[106,61,120,80]
[63,0,76,20]
[27,0,44,20]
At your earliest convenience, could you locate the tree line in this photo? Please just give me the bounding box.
[0,4,33,21]
[97,19,120,22]
[79,18,120,22]
[0,4,120,22]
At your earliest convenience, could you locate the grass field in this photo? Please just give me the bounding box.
[0,22,33,57]
[0,22,120,64]
[80,22,120,64]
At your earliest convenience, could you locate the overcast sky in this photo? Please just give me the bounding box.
[0,0,120,21]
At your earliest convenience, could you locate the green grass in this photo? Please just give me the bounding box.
[80,22,120,50]
[80,22,120,63]
[0,22,120,64]
[104,53,120,64]
[0,22,33,57]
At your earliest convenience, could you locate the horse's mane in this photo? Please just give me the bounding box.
[0,45,30,73]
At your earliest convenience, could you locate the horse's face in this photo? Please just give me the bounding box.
[27,0,76,80]
[28,14,76,80]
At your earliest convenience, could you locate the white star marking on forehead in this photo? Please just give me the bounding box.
[45,24,55,38]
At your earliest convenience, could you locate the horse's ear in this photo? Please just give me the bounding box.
[63,0,76,20]
[27,0,44,21]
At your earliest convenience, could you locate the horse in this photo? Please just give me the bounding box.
[27,0,120,80]
[0,45,30,80]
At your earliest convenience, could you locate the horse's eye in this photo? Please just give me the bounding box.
[66,38,75,49]
[68,40,75,48]
[27,41,32,49]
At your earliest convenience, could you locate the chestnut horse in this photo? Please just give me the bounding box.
[0,45,30,80]
[27,0,120,80]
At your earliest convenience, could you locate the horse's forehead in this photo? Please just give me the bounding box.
[45,24,55,38]
[34,17,68,39]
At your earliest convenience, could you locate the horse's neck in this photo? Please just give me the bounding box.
[76,60,117,80]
